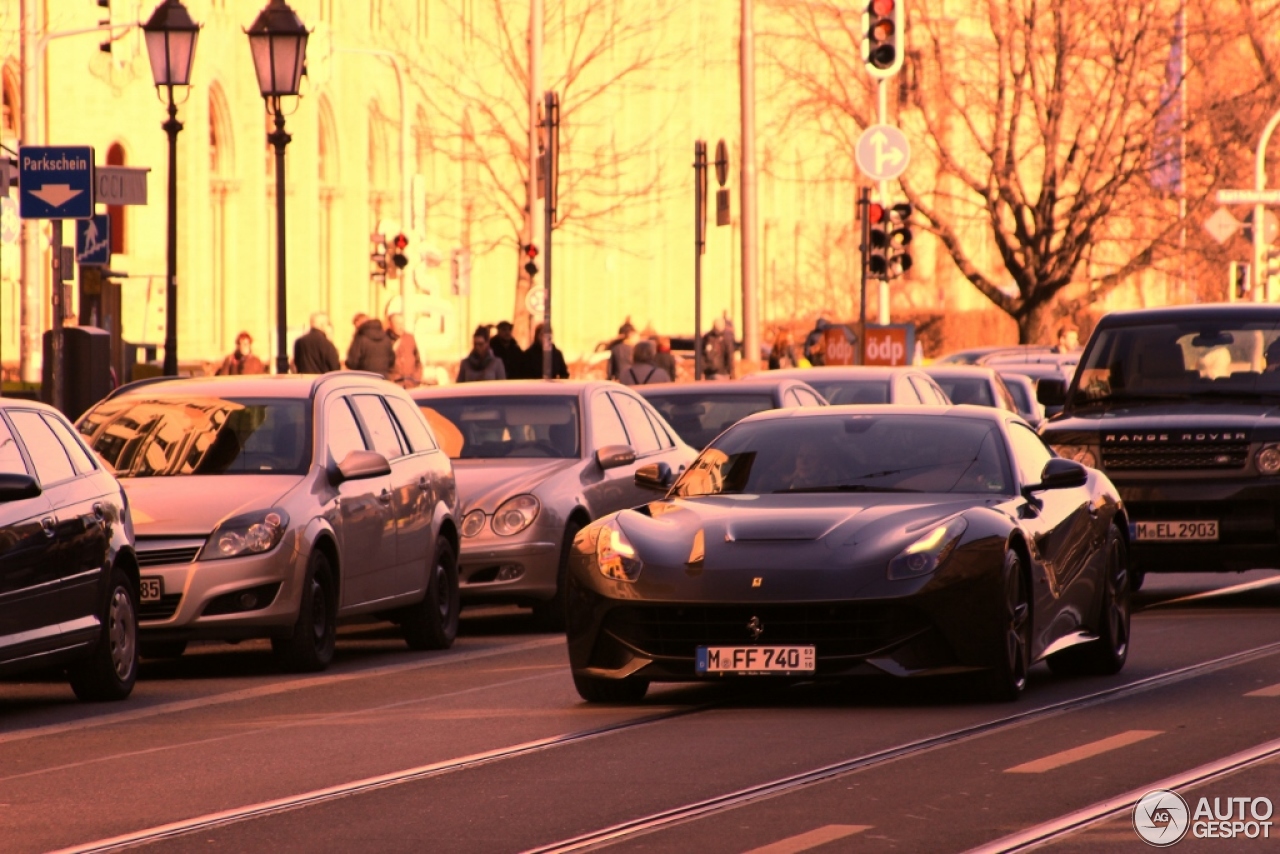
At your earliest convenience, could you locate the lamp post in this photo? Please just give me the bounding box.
[142,0,200,378]
[247,0,308,374]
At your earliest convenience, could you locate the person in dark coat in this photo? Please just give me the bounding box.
[653,336,678,381]
[608,322,639,380]
[457,326,507,382]
[292,312,341,374]
[346,316,396,379]
[491,320,524,379]
[522,323,570,379]
[216,331,267,375]
[387,312,424,388]
[701,318,733,379]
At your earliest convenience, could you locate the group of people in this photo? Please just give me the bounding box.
[605,322,678,386]
[215,311,425,388]
[457,321,570,383]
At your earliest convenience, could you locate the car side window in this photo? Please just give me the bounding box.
[610,392,662,455]
[909,377,936,404]
[796,389,824,407]
[591,393,629,448]
[0,416,29,475]
[352,395,405,460]
[9,410,76,485]
[994,375,1020,413]
[643,406,675,449]
[386,396,437,454]
[327,397,367,464]
[42,413,97,475]
[1007,422,1055,487]
[925,377,950,404]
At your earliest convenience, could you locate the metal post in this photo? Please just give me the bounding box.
[19,0,38,384]
[1254,107,1280,303]
[876,79,890,325]
[696,142,706,381]
[50,219,63,413]
[527,0,542,338]
[542,91,558,380]
[162,93,182,376]
[268,102,291,375]
[858,187,870,366]
[739,0,760,369]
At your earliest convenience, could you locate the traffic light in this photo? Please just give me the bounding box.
[391,233,409,270]
[1230,261,1251,300]
[523,243,539,277]
[867,202,889,279]
[370,232,387,284]
[886,202,913,278]
[861,0,905,78]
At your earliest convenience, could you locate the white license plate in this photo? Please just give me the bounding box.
[139,577,163,603]
[1134,521,1219,542]
[696,645,816,675]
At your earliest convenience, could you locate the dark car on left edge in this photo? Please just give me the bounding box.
[0,399,139,700]
[565,405,1130,703]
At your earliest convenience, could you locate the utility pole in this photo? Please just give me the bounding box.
[19,0,38,383]
[542,91,559,380]
[739,0,760,368]
[526,0,543,338]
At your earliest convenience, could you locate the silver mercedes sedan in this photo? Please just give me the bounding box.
[412,381,696,628]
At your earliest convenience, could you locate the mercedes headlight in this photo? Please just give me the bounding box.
[888,517,968,581]
[1258,444,1280,475]
[492,495,540,536]
[200,509,290,561]
[597,518,643,582]
[1051,444,1098,468]
[460,509,487,538]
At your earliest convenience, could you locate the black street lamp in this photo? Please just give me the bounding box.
[142,0,200,378]
[247,0,308,375]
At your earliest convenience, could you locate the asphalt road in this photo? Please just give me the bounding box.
[2,571,1278,854]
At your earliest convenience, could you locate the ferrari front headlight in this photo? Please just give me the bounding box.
[888,517,968,581]
[597,518,643,583]
[1051,444,1098,468]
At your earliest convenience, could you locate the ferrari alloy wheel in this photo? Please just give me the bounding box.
[573,672,649,704]
[982,549,1031,702]
[1048,526,1130,676]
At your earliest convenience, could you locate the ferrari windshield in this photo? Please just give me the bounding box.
[671,414,1012,496]
[78,397,310,477]
[1072,321,1280,405]
[418,395,580,459]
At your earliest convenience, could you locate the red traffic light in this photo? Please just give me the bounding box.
[393,233,409,250]
[871,0,894,14]
[868,202,885,224]
[523,243,539,259]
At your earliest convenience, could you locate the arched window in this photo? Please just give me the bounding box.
[106,143,126,254]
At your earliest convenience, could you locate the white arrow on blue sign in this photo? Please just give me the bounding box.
[19,145,95,220]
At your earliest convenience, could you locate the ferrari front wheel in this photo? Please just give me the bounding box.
[1048,526,1129,676]
[979,549,1031,703]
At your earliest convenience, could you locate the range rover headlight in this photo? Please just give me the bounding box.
[492,495,540,536]
[460,509,487,538]
[888,517,968,581]
[1257,444,1280,475]
[200,509,290,561]
[1051,444,1098,468]
[597,518,644,582]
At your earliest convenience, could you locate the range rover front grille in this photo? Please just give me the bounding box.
[1102,443,1250,471]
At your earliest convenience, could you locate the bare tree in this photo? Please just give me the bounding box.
[395,0,682,341]
[764,0,1254,342]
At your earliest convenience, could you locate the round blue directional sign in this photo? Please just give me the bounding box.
[856,125,910,182]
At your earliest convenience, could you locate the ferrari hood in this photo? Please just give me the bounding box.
[122,475,299,536]
[452,458,580,513]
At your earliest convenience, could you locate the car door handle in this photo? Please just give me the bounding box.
[378,489,393,504]
[41,517,57,538]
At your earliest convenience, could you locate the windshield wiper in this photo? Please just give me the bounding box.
[773,485,922,493]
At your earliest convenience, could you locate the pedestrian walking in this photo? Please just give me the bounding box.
[768,330,801,370]
[491,320,525,379]
[653,336,678,381]
[387,312,424,388]
[215,331,267,375]
[292,312,341,374]
[620,340,670,385]
[345,314,396,378]
[803,318,831,367]
[701,318,733,380]
[523,323,570,379]
[457,326,507,382]
[608,322,639,380]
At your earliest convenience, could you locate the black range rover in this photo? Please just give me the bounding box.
[1040,305,1280,587]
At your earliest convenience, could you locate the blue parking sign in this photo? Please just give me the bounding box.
[76,215,111,266]
[19,146,95,220]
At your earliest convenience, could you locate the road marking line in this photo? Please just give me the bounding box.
[743,825,871,854]
[0,636,563,747]
[969,734,1280,853]
[1246,682,1280,697]
[1006,730,1162,774]
[1149,574,1280,607]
